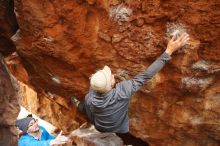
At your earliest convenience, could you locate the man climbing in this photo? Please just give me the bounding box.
[16,115,69,146]
[71,33,189,133]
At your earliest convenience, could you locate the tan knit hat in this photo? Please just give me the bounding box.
[90,65,112,93]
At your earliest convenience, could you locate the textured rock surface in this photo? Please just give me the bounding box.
[6,53,87,133]
[0,54,19,146]
[70,125,124,146]
[0,0,18,56]
[5,0,220,145]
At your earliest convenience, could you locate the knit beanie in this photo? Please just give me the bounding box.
[16,117,33,133]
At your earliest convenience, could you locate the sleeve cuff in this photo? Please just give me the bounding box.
[160,52,172,61]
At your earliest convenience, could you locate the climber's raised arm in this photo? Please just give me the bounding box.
[117,33,189,98]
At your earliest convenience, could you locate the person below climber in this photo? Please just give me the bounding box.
[71,33,189,133]
[16,115,69,146]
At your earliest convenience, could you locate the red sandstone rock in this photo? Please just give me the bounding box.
[0,0,18,56]
[5,0,220,145]
[0,54,19,146]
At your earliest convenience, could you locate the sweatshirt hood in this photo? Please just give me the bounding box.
[91,89,116,108]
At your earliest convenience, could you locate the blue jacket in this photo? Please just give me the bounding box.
[18,126,55,146]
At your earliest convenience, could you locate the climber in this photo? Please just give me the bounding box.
[16,115,69,146]
[71,32,189,133]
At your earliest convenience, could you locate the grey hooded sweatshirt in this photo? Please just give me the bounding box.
[84,52,171,133]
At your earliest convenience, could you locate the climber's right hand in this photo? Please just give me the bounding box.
[50,131,69,146]
[165,32,189,55]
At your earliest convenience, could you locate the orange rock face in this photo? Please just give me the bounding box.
[9,0,220,145]
[0,55,19,146]
[0,0,18,56]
